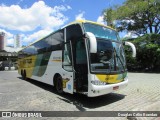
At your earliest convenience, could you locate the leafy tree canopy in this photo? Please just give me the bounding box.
[124,33,160,72]
[103,0,160,35]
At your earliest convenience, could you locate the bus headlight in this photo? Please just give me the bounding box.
[91,80,107,85]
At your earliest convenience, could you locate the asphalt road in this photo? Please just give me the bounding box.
[0,71,160,120]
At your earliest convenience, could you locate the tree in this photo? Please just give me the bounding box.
[104,8,113,26]
[124,34,160,72]
[103,0,160,35]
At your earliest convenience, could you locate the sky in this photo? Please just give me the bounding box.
[0,0,126,47]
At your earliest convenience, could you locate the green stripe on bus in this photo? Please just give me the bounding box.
[33,52,52,77]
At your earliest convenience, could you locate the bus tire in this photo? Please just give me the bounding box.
[55,75,63,94]
[21,70,23,78]
[22,70,26,80]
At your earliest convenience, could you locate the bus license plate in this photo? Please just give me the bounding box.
[113,86,119,90]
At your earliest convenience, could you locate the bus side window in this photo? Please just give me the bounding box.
[62,42,73,72]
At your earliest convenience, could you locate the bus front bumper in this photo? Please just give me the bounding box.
[88,78,128,97]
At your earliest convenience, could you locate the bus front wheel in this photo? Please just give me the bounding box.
[55,75,63,94]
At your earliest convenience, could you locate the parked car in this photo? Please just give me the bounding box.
[0,61,16,71]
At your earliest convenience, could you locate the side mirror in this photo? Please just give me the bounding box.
[124,41,136,57]
[85,32,97,53]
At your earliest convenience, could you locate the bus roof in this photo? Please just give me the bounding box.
[18,20,115,52]
[63,20,115,31]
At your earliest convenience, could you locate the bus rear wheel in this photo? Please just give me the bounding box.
[55,75,63,94]
[21,70,23,78]
[22,70,26,80]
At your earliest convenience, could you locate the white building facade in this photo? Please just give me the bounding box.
[14,34,21,48]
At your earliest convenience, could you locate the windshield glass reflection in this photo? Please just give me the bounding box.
[84,23,119,41]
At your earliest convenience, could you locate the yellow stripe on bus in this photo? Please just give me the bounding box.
[52,60,62,62]
[96,74,123,83]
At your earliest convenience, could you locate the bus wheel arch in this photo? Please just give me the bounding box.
[53,73,63,94]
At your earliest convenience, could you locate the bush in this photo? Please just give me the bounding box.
[124,34,160,72]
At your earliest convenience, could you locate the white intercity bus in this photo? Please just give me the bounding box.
[18,20,136,97]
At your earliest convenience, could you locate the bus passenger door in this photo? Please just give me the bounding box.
[74,39,88,92]
[62,41,74,94]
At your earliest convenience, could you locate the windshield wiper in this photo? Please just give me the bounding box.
[113,48,126,73]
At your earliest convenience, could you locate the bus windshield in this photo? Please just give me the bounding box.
[89,39,126,74]
[84,23,126,74]
[84,23,120,41]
